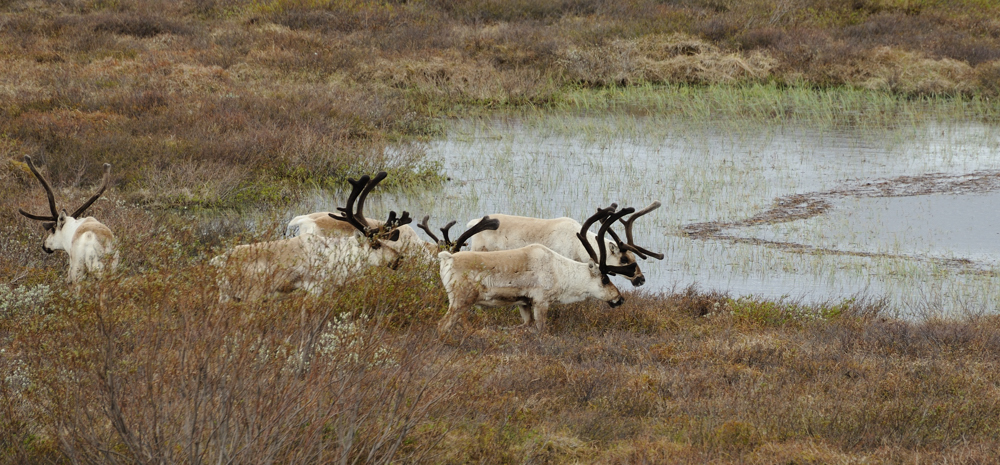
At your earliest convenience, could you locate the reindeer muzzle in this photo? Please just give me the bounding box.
[630,275,645,287]
[42,245,54,254]
[607,296,625,308]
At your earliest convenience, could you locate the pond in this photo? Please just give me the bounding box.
[295,116,1000,318]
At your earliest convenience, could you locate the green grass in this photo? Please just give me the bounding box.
[550,82,1000,126]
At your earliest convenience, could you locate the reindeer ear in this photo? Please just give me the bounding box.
[57,210,68,228]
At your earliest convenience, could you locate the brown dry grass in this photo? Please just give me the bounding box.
[5,1,1000,463]
[9,251,1000,463]
[3,182,1000,462]
[3,0,1000,207]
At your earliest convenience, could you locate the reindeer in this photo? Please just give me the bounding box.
[212,172,413,302]
[287,179,433,259]
[18,155,118,285]
[465,202,663,286]
[437,207,638,338]
[288,212,434,259]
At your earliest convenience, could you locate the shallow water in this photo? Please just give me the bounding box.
[295,116,1000,317]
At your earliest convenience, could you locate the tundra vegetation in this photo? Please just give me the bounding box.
[4,0,1000,463]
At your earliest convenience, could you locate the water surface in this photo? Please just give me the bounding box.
[296,116,1000,317]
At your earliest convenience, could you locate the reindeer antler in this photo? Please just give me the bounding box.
[596,207,638,277]
[19,156,113,223]
[577,206,639,278]
[71,163,112,219]
[576,207,613,268]
[419,215,495,252]
[580,203,616,237]
[330,172,410,247]
[418,215,456,246]
[449,216,499,253]
[332,174,372,232]
[18,155,59,222]
[439,221,456,246]
[379,210,413,242]
[353,171,387,226]
[417,216,439,243]
[618,201,664,260]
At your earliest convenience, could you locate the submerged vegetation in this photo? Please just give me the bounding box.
[4,0,1000,463]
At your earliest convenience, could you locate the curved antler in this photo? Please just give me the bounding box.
[332,174,371,231]
[330,172,411,247]
[579,203,617,238]
[417,215,441,243]
[18,155,59,222]
[70,163,112,218]
[420,215,492,251]
[619,201,664,260]
[449,216,499,253]
[600,216,631,259]
[379,210,412,242]
[418,215,457,247]
[354,171,387,226]
[439,221,456,246]
[576,206,614,265]
[596,207,638,277]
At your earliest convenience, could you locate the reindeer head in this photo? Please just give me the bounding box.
[329,171,413,269]
[18,156,111,254]
[576,207,639,307]
[595,202,664,286]
[418,215,500,253]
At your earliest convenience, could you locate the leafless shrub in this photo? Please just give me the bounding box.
[934,36,1000,66]
[107,89,170,118]
[695,15,742,43]
[975,60,1000,97]
[736,26,785,51]
[432,0,600,23]
[91,12,191,38]
[4,261,461,463]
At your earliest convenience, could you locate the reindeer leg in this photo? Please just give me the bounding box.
[533,301,550,333]
[84,241,104,279]
[438,286,477,340]
[437,302,469,344]
[67,256,83,286]
[517,304,533,326]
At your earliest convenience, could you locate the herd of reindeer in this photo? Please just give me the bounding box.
[17,156,664,338]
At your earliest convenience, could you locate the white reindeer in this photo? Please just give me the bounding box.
[466,202,664,287]
[18,156,118,285]
[288,211,433,259]
[288,202,501,260]
[437,207,639,338]
[212,172,413,302]
[287,179,434,259]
